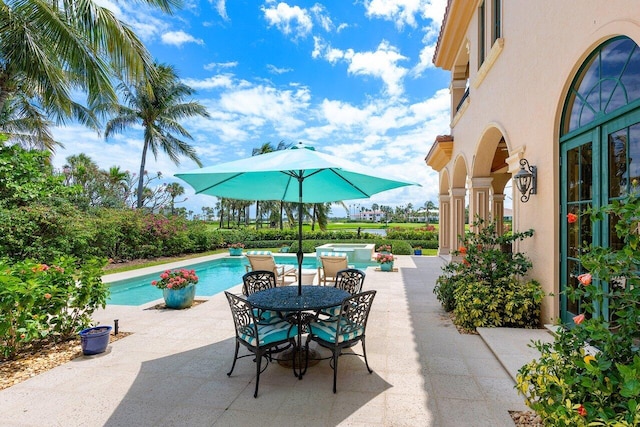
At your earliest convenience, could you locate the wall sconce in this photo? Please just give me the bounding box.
[513,158,537,202]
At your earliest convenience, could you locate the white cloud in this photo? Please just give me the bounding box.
[267,64,293,74]
[313,38,409,97]
[212,0,229,21]
[364,0,447,30]
[203,61,238,71]
[311,3,333,32]
[262,2,313,39]
[411,43,436,76]
[181,74,235,90]
[161,30,205,46]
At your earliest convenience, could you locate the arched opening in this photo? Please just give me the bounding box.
[559,36,640,323]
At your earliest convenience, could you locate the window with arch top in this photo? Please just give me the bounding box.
[562,37,640,135]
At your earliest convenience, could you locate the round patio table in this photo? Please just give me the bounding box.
[247,285,349,378]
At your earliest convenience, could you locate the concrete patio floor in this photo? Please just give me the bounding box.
[0,256,552,427]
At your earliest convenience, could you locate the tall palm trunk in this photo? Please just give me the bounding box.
[137,137,150,208]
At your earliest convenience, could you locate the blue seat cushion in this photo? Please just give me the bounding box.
[309,318,364,344]
[239,320,297,347]
[252,308,284,324]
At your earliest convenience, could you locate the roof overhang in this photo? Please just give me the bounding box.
[425,135,454,172]
[433,0,476,70]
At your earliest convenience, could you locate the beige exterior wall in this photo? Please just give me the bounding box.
[432,1,640,323]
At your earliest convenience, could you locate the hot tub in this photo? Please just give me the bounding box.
[315,243,375,263]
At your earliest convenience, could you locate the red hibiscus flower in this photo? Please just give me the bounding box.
[573,313,585,325]
[567,213,578,223]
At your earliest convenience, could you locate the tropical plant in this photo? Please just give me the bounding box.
[517,186,640,426]
[0,0,180,151]
[433,218,543,329]
[103,62,209,208]
[0,256,108,360]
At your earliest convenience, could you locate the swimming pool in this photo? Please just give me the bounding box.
[106,256,376,306]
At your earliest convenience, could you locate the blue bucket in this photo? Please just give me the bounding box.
[79,326,112,355]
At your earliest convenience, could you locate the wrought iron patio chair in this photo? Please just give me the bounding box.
[319,268,366,319]
[242,270,284,323]
[306,290,376,393]
[225,291,297,398]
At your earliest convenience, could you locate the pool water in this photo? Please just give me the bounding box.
[107,256,375,306]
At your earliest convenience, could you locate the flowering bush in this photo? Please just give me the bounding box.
[152,269,198,290]
[375,253,394,264]
[433,218,543,329]
[376,244,392,253]
[228,242,245,249]
[0,257,108,360]
[517,187,640,426]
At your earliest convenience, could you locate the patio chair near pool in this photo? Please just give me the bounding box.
[317,252,353,286]
[242,270,285,323]
[319,268,366,320]
[225,291,297,398]
[305,290,377,393]
[245,251,296,286]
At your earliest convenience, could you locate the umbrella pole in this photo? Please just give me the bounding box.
[297,175,303,295]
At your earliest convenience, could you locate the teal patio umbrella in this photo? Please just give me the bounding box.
[175,143,419,295]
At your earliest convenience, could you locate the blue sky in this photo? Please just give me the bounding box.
[51,0,452,217]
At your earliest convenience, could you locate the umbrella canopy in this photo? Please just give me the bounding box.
[175,143,419,294]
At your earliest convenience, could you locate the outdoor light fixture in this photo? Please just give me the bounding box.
[514,158,537,203]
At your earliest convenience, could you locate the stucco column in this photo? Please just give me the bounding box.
[469,177,493,230]
[450,188,467,251]
[492,193,505,235]
[438,194,451,255]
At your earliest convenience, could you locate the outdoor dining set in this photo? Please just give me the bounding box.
[224,251,377,398]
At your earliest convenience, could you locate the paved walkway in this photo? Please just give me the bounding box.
[0,256,551,426]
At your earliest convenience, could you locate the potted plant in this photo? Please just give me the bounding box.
[152,268,199,309]
[228,242,244,256]
[376,244,392,254]
[79,325,112,355]
[279,244,290,253]
[376,253,395,271]
[413,246,422,256]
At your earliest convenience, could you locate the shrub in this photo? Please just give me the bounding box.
[453,278,544,329]
[434,218,542,329]
[517,187,640,426]
[433,274,458,312]
[0,256,108,360]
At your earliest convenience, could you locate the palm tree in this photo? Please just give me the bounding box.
[165,182,185,215]
[424,200,437,224]
[0,0,180,151]
[103,63,209,208]
[251,140,292,228]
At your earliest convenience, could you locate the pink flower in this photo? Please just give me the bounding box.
[151,281,157,286]
[573,313,585,325]
[160,273,169,279]
[567,213,578,224]
[577,273,592,286]
[44,293,52,299]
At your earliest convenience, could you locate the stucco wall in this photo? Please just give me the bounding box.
[441,1,640,323]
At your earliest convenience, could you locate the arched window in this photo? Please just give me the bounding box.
[562,37,640,135]
[559,36,640,324]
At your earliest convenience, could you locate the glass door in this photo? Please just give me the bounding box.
[560,130,597,324]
